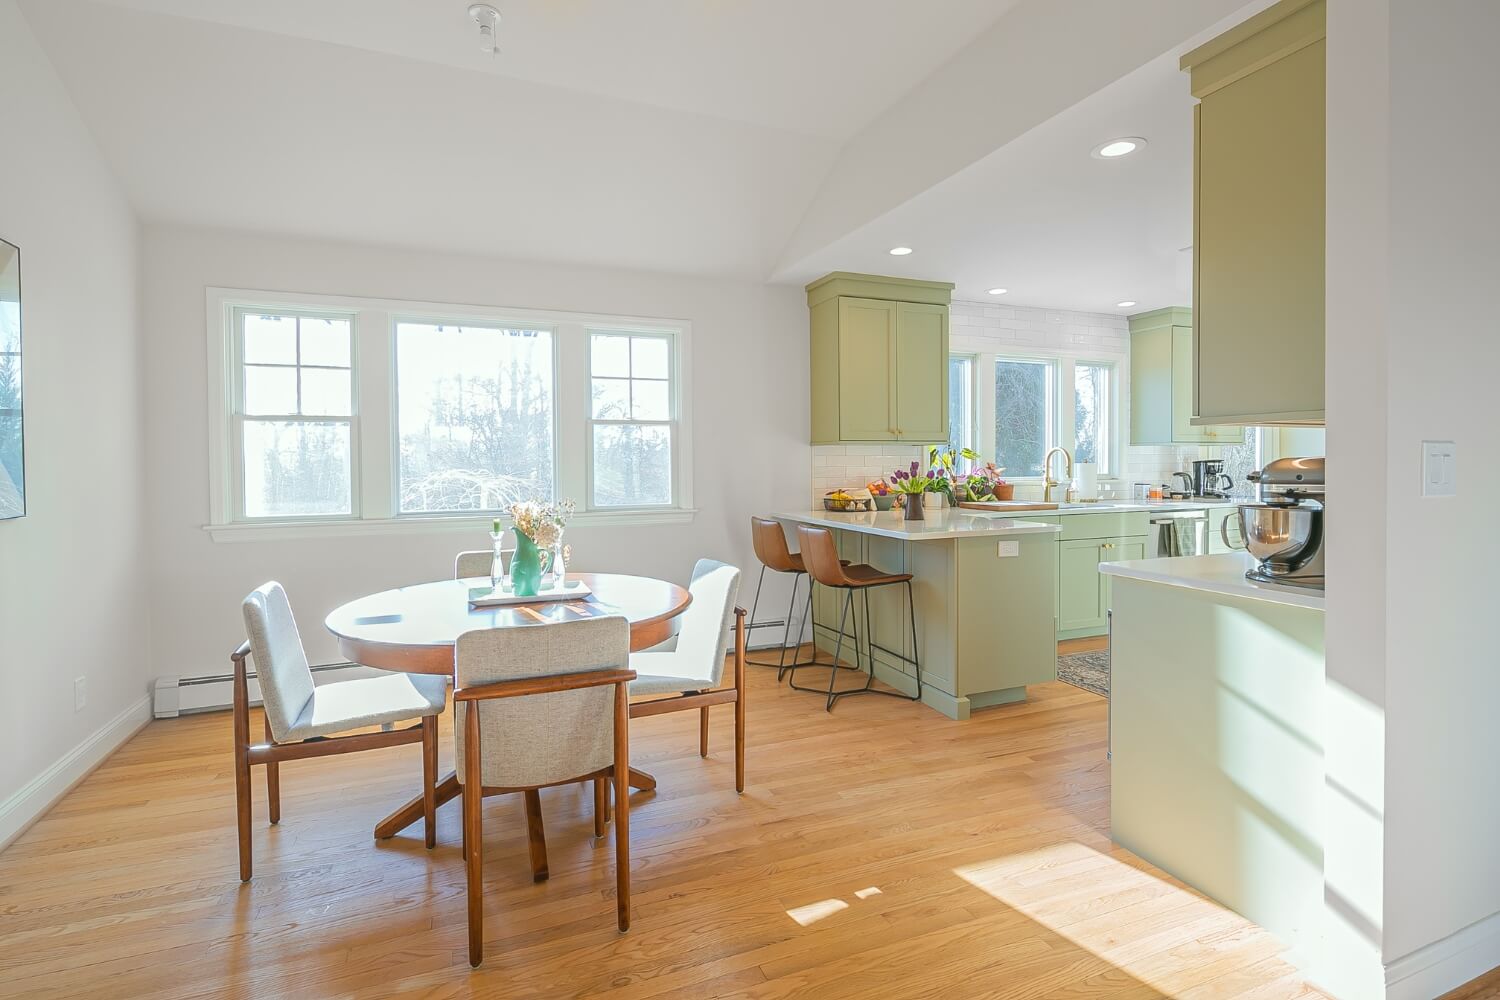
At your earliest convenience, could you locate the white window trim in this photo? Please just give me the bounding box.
[973,352,1122,481]
[205,287,696,541]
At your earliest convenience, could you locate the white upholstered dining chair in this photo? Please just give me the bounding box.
[455,549,496,579]
[627,559,747,792]
[233,582,448,881]
[453,615,635,967]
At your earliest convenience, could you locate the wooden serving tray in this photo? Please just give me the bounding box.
[957,500,1060,512]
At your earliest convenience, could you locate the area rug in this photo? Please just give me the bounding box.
[1057,649,1109,698]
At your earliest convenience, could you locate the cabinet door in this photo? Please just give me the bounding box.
[1102,536,1147,619]
[893,301,949,442]
[1207,508,1244,555]
[836,297,898,441]
[1171,326,1220,443]
[1195,40,1325,423]
[1059,539,1107,633]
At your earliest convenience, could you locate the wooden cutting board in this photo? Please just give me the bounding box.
[958,500,1060,512]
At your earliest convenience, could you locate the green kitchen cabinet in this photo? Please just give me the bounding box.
[1182,0,1325,425]
[1059,536,1147,638]
[1129,307,1241,445]
[807,272,954,444]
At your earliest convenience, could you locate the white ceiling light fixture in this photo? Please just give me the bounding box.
[468,3,501,56]
[1091,136,1147,159]
[987,288,1008,295]
[888,246,913,256]
[1116,300,1137,309]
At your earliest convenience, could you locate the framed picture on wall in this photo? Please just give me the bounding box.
[1,237,24,520]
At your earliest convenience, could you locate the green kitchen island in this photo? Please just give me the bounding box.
[775,509,1062,720]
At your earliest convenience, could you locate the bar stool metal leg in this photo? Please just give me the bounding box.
[792,580,924,712]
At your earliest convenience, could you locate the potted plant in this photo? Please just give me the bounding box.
[888,462,937,521]
[965,462,1012,501]
[922,445,988,505]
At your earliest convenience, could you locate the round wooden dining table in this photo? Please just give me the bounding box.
[324,571,692,840]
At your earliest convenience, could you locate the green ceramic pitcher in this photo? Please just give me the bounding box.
[509,529,552,597]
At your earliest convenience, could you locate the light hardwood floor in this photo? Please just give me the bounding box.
[0,648,1474,999]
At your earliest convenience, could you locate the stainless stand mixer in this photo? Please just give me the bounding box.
[1236,457,1325,590]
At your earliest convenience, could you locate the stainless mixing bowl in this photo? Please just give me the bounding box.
[1236,502,1322,572]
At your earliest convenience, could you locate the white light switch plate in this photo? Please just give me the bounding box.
[997,540,1020,557]
[1422,440,1456,497]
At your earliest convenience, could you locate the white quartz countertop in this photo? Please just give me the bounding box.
[776,509,1062,541]
[1100,552,1324,610]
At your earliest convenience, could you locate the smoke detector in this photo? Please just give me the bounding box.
[468,4,501,56]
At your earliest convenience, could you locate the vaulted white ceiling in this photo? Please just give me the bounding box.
[67,0,1020,140]
[17,0,1267,290]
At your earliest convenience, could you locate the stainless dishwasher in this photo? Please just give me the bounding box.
[1146,509,1208,558]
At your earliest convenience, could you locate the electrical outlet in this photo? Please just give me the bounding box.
[74,676,87,713]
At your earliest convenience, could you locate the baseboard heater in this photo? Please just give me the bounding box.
[151,662,381,718]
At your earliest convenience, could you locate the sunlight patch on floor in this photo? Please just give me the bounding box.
[953,842,1283,996]
[786,898,849,927]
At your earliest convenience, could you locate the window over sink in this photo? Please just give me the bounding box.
[949,352,1120,479]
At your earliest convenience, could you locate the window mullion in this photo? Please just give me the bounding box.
[1058,358,1075,460]
[355,309,392,519]
[556,323,588,505]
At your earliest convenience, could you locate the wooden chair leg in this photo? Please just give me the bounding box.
[735,608,747,794]
[699,706,709,758]
[524,789,549,883]
[593,777,607,838]
[263,716,280,825]
[422,715,437,850]
[464,707,483,967]
[614,683,631,932]
[232,657,253,883]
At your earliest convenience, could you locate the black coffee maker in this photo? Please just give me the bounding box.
[1191,459,1234,498]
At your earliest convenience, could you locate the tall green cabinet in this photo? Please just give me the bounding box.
[807,272,953,444]
[1129,307,1240,444]
[1182,0,1325,425]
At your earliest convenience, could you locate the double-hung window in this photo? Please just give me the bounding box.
[209,290,692,536]
[234,308,355,519]
[947,354,975,468]
[588,332,675,508]
[993,358,1058,478]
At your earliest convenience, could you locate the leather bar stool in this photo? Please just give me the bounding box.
[788,524,923,712]
[747,517,855,680]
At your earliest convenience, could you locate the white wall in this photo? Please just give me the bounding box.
[1325,1,1500,996]
[0,0,149,839]
[141,226,809,679]
[1381,0,1500,977]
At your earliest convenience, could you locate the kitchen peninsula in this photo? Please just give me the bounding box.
[776,509,1061,720]
[1102,552,1325,962]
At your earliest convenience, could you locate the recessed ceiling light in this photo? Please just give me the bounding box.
[987,288,1008,296]
[1116,300,1137,308]
[888,246,913,256]
[1091,137,1147,159]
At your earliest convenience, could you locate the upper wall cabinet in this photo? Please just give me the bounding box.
[807,272,953,444]
[1182,0,1325,426]
[1129,307,1240,444]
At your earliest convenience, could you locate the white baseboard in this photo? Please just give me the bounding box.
[0,694,152,852]
[1386,909,1500,1000]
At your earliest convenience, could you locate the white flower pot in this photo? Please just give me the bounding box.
[923,492,945,510]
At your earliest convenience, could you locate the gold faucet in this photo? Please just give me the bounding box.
[1043,446,1076,504]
